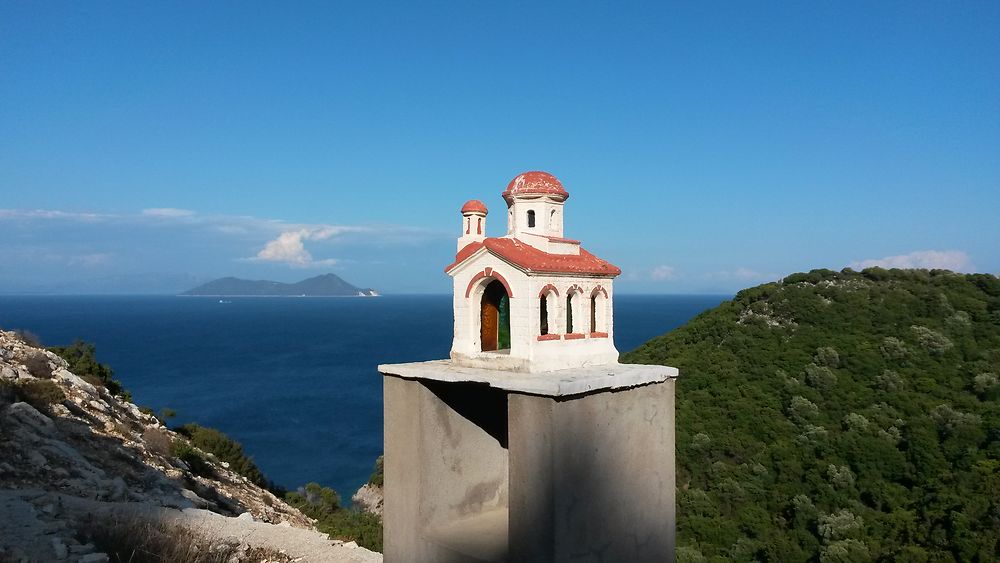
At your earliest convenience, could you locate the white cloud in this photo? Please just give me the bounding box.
[0,206,435,269]
[0,209,112,221]
[250,227,357,267]
[650,265,678,281]
[849,250,973,272]
[142,208,196,218]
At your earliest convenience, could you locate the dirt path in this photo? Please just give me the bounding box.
[0,490,382,563]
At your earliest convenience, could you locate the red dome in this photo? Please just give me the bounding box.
[503,171,569,202]
[461,199,488,215]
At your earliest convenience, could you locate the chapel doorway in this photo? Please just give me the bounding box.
[481,280,510,351]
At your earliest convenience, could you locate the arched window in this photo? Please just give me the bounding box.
[549,209,557,228]
[527,210,536,228]
[566,293,574,333]
[477,217,482,234]
[590,287,608,334]
[466,218,470,234]
[481,279,511,351]
[590,294,597,333]
[539,295,548,335]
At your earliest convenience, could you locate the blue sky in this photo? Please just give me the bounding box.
[1,1,997,294]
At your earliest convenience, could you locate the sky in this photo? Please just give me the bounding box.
[1,1,998,294]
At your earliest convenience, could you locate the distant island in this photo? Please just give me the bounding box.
[182,273,379,297]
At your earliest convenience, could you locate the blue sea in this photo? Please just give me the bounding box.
[0,294,726,500]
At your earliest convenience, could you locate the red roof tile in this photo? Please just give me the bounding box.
[461,199,488,215]
[503,171,569,203]
[445,238,620,277]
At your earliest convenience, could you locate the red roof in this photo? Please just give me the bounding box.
[503,171,569,203]
[445,237,620,277]
[461,199,488,215]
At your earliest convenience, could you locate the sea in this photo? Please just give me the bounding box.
[0,294,726,500]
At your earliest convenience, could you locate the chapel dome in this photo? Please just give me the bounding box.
[461,199,488,215]
[503,171,569,203]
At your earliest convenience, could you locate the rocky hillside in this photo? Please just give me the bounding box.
[0,329,381,563]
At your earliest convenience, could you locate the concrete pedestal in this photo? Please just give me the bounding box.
[379,360,678,563]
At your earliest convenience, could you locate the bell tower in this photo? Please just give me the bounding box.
[457,199,487,251]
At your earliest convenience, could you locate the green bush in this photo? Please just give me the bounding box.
[286,483,382,552]
[173,424,266,488]
[169,439,214,478]
[48,340,130,400]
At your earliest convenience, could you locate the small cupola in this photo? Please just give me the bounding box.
[502,171,570,246]
[457,199,488,251]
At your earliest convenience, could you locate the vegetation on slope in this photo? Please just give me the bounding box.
[49,339,130,400]
[285,482,383,552]
[623,268,1000,561]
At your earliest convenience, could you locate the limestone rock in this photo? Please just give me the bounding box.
[352,483,384,517]
[5,403,57,436]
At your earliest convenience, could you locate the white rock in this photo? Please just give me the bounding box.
[5,402,57,436]
[53,369,96,395]
[237,511,255,521]
[343,541,358,549]
[1,365,17,380]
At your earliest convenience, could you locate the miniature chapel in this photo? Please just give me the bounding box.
[379,171,678,562]
[445,171,621,372]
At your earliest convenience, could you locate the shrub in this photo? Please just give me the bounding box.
[843,413,870,431]
[817,510,864,542]
[814,346,841,368]
[173,424,266,487]
[910,326,953,356]
[285,482,384,552]
[879,337,910,363]
[23,351,54,378]
[827,465,855,488]
[48,340,130,400]
[286,482,340,518]
[787,396,819,424]
[973,373,998,397]
[170,439,214,478]
[18,379,65,411]
[804,363,837,389]
[875,370,904,391]
[143,427,173,457]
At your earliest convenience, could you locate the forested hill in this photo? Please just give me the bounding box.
[622,268,1000,561]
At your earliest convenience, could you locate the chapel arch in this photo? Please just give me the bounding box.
[480,279,511,352]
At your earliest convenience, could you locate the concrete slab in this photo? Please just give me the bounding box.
[378,360,677,397]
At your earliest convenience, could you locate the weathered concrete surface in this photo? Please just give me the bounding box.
[509,380,676,562]
[382,361,676,563]
[384,377,510,562]
[379,361,676,397]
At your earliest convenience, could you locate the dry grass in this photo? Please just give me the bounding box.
[23,351,54,378]
[142,427,173,457]
[74,516,292,563]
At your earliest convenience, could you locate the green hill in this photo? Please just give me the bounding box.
[623,268,1000,561]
